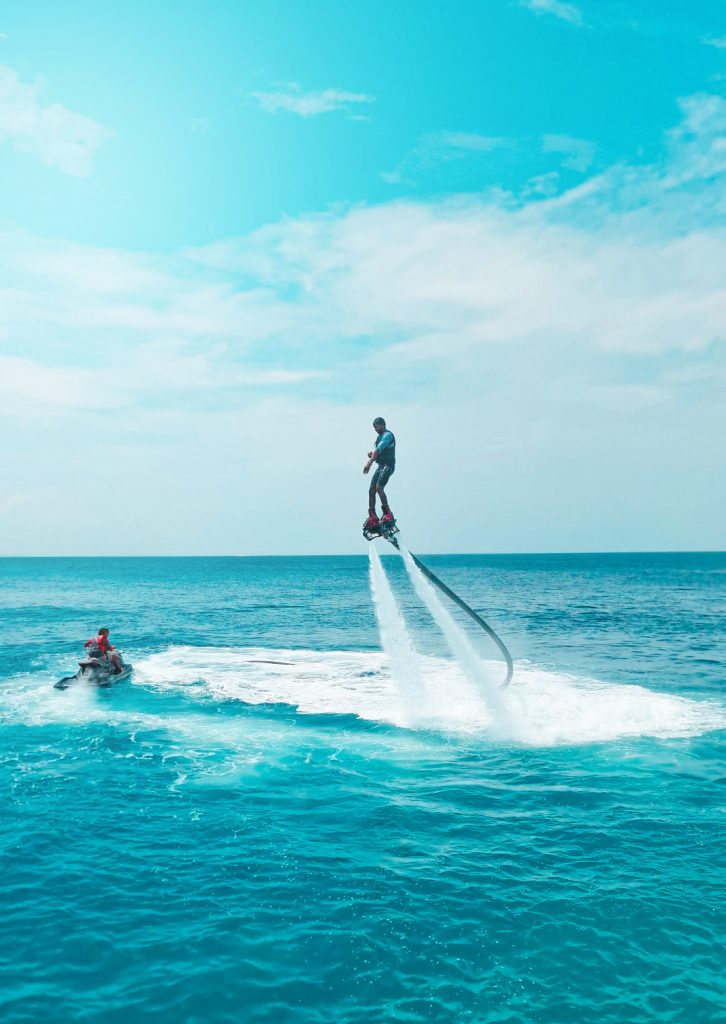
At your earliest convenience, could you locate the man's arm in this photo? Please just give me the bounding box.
[364,443,379,474]
[376,430,394,454]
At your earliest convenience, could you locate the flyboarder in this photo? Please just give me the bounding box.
[363,416,396,532]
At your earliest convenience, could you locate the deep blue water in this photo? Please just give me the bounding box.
[1,552,725,1023]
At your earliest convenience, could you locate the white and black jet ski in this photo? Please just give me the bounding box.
[55,650,132,690]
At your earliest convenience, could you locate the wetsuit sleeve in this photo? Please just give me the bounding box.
[376,431,394,454]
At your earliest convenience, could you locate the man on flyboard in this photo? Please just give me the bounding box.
[363,416,396,534]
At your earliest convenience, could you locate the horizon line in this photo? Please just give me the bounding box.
[0,550,724,559]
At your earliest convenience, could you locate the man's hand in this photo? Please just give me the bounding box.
[367,450,375,458]
[363,460,372,475]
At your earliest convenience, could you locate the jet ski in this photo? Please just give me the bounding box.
[55,650,132,690]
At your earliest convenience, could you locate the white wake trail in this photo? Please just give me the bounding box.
[398,543,506,718]
[368,545,426,723]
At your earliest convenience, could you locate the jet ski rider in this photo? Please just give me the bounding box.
[84,627,123,674]
[363,416,396,530]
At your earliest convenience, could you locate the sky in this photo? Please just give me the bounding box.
[0,0,724,555]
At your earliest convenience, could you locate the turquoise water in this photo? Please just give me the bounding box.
[2,552,725,1023]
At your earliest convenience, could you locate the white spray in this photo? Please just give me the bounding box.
[368,544,426,722]
[398,542,505,716]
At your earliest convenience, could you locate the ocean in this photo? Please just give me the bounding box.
[1,551,725,1023]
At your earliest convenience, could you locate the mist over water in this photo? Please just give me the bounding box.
[2,553,725,1024]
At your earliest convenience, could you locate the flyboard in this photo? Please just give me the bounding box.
[364,518,514,688]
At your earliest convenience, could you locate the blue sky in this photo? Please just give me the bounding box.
[1,0,725,554]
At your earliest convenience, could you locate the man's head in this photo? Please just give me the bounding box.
[373,416,386,435]
[98,627,109,637]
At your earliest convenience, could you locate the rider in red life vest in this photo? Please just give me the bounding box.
[84,627,123,674]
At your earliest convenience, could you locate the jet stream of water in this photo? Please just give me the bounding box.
[398,542,502,711]
[368,545,424,715]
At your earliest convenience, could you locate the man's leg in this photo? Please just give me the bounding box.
[368,466,382,519]
[368,480,378,515]
[377,465,394,519]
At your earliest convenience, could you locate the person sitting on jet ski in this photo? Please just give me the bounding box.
[84,627,123,674]
[363,416,396,530]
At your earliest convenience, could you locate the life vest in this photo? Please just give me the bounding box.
[376,430,396,467]
[86,634,110,655]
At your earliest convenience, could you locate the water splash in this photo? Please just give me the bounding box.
[129,645,726,747]
[399,542,506,718]
[368,545,426,724]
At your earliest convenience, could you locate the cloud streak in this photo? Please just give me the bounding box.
[543,133,596,171]
[382,131,509,184]
[2,492,31,512]
[249,82,374,118]
[0,64,111,175]
[520,0,584,27]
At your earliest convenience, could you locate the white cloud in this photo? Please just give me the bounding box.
[191,176,724,364]
[0,342,321,419]
[189,116,211,134]
[2,492,30,511]
[0,93,723,438]
[0,355,119,416]
[0,64,110,175]
[249,82,374,118]
[663,93,726,186]
[703,36,726,49]
[522,170,561,196]
[380,168,409,186]
[2,92,725,551]
[382,132,509,185]
[543,133,596,171]
[433,131,507,152]
[583,383,671,412]
[521,0,584,27]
